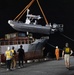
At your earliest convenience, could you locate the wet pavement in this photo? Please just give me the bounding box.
[0,57,74,75]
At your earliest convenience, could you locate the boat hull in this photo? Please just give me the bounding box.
[1,39,47,63]
[8,20,53,35]
[8,20,63,35]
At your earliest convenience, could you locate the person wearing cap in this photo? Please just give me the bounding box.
[55,46,59,60]
[62,43,73,69]
[5,47,12,71]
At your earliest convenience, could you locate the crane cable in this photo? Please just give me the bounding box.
[46,42,63,50]
[36,0,49,25]
[46,33,74,50]
[14,0,49,25]
[17,0,35,21]
[14,0,35,21]
[61,33,74,42]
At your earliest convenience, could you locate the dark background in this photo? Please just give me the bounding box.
[0,0,74,57]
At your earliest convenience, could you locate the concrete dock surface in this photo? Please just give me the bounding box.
[0,56,74,75]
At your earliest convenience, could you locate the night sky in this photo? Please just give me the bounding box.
[0,0,74,50]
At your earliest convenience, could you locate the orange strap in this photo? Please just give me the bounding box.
[36,0,48,25]
[14,0,35,21]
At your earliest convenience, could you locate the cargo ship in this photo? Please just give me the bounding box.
[0,32,48,63]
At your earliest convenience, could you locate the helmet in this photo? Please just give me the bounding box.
[56,46,58,48]
[7,47,10,50]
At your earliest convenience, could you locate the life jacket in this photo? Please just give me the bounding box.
[11,49,14,55]
[5,50,12,60]
[55,48,59,55]
[11,49,16,56]
[64,47,71,54]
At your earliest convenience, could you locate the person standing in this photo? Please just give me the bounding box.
[5,47,12,71]
[17,45,25,68]
[55,46,59,60]
[11,46,16,70]
[62,43,73,69]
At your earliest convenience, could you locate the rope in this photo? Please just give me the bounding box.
[14,0,35,20]
[14,0,49,25]
[36,0,49,25]
[17,1,34,21]
[61,33,74,42]
[42,33,74,51]
[46,42,63,50]
[46,42,55,48]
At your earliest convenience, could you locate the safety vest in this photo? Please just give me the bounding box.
[5,50,12,60]
[64,47,71,54]
[11,49,14,56]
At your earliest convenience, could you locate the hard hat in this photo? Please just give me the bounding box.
[7,47,10,50]
[56,46,58,48]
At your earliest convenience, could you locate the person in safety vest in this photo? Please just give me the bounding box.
[62,43,73,69]
[11,46,16,70]
[55,46,59,60]
[5,47,12,71]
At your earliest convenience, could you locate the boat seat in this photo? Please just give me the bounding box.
[25,18,31,24]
